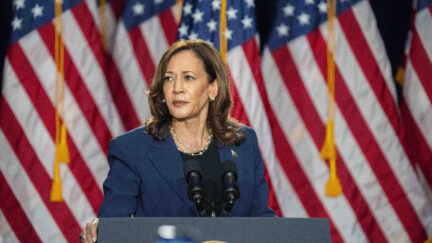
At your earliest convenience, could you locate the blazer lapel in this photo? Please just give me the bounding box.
[148,136,197,215]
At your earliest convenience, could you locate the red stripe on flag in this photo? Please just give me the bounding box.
[409,27,432,103]
[270,34,387,241]
[271,46,344,243]
[226,67,250,126]
[37,23,112,154]
[307,29,427,242]
[0,170,42,243]
[128,27,157,87]
[240,38,282,216]
[400,100,432,185]
[72,2,140,130]
[0,100,81,243]
[7,43,103,214]
[338,9,401,132]
[158,8,178,46]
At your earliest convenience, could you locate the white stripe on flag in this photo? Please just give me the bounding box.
[351,1,398,102]
[261,50,309,217]
[416,8,432,61]
[329,18,432,229]
[0,210,19,243]
[0,130,67,243]
[140,14,171,65]
[2,60,97,226]
[19,32,109,187]
[403,60,432,149]
[262,47,368,243]
[113,22,151,123]
[289,35,409,242]
[105,2,121,53]
[228,45,308,217]
[63,10,125,136]
[170,4,180,24]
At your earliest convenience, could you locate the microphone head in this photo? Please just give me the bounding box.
[183,159,202,178]
[221,160,238,178]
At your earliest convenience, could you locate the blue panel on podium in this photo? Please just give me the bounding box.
[98,217,331,242]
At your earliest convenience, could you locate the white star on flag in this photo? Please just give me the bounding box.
[183,3,193,15]
[244,0,255,8]
[297,12,310,25]
[207,19,217,32]
[211,0,220,10]
[276,22,289,36]
[13,0,25,10]
[132,3,144,15]
[192,9,204,23]
[283,4,295,17]
[318,2,327,13]
[305,0,314,5]
[154,0,164,4]
[241,16,253,28]
[11,16,22,31]
[189,31,198,40]
[31,4,43,18]
[224,28,233,39]
[227,7,238,19]
[178,23,188,37]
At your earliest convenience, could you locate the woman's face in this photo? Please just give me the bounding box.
[163,50,218,122]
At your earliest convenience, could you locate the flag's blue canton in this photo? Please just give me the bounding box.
[178,0,256,51]
[10,0,82,44]
[122,0,175,30]
[267,0,362,51]
[418,0,432,11]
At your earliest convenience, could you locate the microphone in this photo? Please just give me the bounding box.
[220,160,240,216]
[183,160,207,217]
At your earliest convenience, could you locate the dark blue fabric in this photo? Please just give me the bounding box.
[98,126,276,217]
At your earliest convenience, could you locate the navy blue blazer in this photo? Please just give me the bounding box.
[98,126,276,217]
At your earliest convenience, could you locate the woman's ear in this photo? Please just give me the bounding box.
[209,79,219,99]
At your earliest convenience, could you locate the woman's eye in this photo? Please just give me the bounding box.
[185,75,195,80]
[164,76,173,82]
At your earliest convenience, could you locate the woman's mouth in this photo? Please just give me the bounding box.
[172,100,188,107]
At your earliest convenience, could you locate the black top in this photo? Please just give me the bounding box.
[180,139,223,216]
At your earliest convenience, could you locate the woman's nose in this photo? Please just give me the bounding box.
[172,79,184,93]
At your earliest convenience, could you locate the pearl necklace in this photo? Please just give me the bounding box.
[170,125,213,156]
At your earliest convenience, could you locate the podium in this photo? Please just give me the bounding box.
[98,217,331,242]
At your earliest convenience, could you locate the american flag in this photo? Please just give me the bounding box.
[2,0,432,242]
[400,0,432,206]
[177,0,283,215]
[261,0,432,242]
[0,0,177,242]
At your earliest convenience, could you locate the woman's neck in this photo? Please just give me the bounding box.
[171,118,210,149]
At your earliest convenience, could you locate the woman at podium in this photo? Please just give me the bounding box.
[80,39,275,242]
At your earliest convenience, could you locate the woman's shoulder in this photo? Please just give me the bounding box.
[241,125,255,135]
[110,126,154,145]
[238,125,258,145]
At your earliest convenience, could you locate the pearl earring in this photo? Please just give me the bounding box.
[210,97,215,101]
[162,99,166,103]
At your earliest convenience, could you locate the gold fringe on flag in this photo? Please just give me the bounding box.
[99,0,107,51]
[51,0,70,202]
[219,0,227,63]
[395,66,405,85]
[321,0,342,197]
[175,0,184,25]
